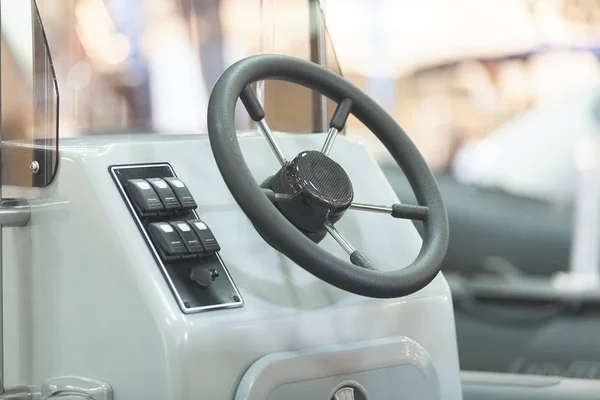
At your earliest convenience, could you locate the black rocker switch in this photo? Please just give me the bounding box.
[188,219,221,253]
[146,178,181,211]
[163,177,197,210]
[171,221,205,254]
[148,222,188,260]
[126,179,164,215]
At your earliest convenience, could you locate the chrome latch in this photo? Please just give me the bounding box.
[0,386,32,400]
[41,377,112,400]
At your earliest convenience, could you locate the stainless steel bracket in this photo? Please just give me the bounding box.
[0,199,31,228]
[0,198,31,396]
[0,386,32,400]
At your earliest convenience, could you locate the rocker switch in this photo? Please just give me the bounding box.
[146,178,181,211]
[164,177,197,210]
[148,222,188,260]
[188,219,221,253]
[171,221,205,253]
[126,179,164,214]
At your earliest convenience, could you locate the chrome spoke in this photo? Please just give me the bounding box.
[257,119,287,166]
[321,99,353,156]
[350,202,429,221]
[325,223,377,270]
[262,189,294,203]
[350,203,392,214]
[321,127,339,156]
[240,85,287,166]
[324,222,355,255]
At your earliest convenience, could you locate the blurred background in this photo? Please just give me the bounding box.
[3,0,600,381]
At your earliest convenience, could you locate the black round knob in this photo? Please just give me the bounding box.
[189,268,217,289]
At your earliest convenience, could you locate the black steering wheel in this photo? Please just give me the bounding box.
[207,54,448,299]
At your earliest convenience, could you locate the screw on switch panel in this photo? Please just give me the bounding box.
[209,269,219,280]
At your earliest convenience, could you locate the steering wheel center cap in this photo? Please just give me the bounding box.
[265,150,353,241]
[288,151,353,207]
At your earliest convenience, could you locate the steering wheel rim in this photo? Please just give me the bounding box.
[207,54,449,299]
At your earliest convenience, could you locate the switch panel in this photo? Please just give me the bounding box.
[146,178,181,211]
[163,177,197,210]
[126,179,164,215]
[110,163,243,314]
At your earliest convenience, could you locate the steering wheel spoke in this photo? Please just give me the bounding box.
[325,222,377,270]
[261,189,294,203]
[349,250,377,271]
[241,85,287,166]
[321,99,353,156]
[324,222,354,254]
[350,202,429,221]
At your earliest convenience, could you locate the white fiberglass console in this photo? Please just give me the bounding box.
[3,132,461,400]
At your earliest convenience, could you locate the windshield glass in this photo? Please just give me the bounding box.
[11,0,342,138]
[1,0,58,187]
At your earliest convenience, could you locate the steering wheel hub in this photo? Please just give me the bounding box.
[265,151,353,240]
